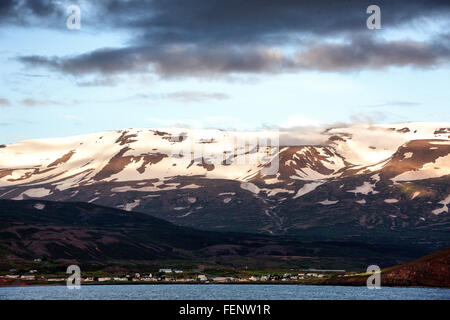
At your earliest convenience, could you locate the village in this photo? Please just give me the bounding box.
[0,267,348,285]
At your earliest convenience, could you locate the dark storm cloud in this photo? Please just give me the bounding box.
[9,0,450,77]
[3,0,449,42]
[18,46,285,76]
[18,35,450,77]
[0,0,63,22]
[293,35,450,71]
[0,0,15,17]
[96,0,450,45]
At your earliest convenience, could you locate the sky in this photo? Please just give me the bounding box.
[0,0,449,144]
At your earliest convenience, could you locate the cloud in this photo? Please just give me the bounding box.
[293,35,450,71]
[62,114,84,121]
[3,1,450,40]
[96,0,450,45]
[0,0,64,23]
[147,114,249,129]
[18,46,284,77]
[76,77,118,87]
[20,98,67,107]
[18,35,450,78]
[364,101,422,108]
[9,1,450,80]
[163,91,229,103]
[349,111,387,124]
[0,98,11,106]
[279,116,325,129]
[119,91,229,103]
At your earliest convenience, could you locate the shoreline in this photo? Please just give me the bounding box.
[1,281,449,289]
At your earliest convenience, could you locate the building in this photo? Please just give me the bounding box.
[141,277,157,282]
[197,274,207,281]
[159,268,172,273]
[98,277,112,282]
[211,277,228,282]
[20,275,35,280]
[48,278,65,282]
[113,277,129,281]
[306,273,318,277]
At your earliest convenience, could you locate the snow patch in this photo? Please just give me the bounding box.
[432,194,450,215]
[218,192,236,196]
[347,182,378,195]
[384,198,399,203]
[319,199,339,205]
[240,182,260,194]
[33,203,46,210]
[13,188,52,200]
[123,200,141,211]
[264,188,294,197]
[223,197,232,204]
[293,182,323,199]
[393,154,450,182]
[187,197,197,204]
[181,184,202,189]
[88,197,99,203]
[403,152,413,159]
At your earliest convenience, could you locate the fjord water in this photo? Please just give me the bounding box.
[0,285,449,300]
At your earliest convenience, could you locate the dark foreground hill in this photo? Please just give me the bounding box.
[323,247,450,288]
[0,200,440,273]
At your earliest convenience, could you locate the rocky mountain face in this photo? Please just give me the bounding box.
[0,123,449,254]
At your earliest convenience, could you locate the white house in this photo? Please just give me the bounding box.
[159,268,173,273]
[197,275,207,281]
[98,277,111,282]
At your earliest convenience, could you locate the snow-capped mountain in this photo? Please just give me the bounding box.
[0,123,449,237]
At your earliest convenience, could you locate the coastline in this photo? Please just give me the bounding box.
[2,280,449,289]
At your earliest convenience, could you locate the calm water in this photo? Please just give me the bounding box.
[1,285,449,300]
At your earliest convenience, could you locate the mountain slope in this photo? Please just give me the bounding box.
[323,247,450,288]
[0,199,427,272]
[0,123,448,242]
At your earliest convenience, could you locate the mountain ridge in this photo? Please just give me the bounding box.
[0,122,448,243]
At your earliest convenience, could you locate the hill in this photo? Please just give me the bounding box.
[0,199,433,273]
[324,247,450,288]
